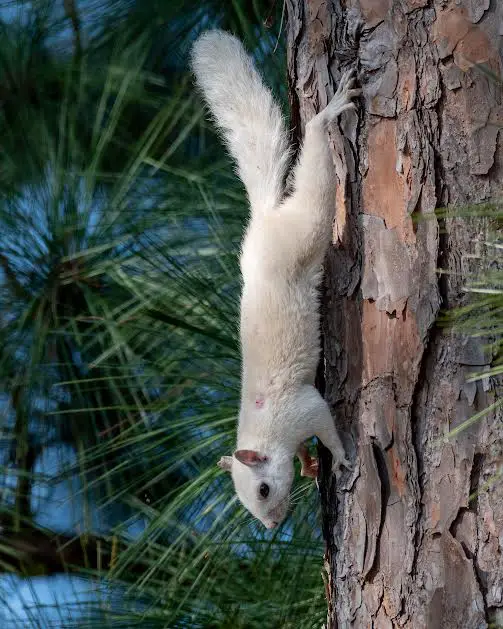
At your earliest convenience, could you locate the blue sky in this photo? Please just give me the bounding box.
[0,443,146,626]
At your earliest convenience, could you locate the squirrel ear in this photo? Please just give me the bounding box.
[234,449,268,467]
[217,456,233,472]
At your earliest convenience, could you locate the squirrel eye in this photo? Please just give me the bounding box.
[259,483,269,498]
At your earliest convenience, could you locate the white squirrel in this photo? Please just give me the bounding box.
[191,30,360,529]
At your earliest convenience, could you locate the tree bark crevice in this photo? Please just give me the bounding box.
[287,1,503,627]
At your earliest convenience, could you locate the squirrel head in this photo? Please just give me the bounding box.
[218,448,294,529]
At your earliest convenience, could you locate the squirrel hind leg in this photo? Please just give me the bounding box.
[315,70,361,127]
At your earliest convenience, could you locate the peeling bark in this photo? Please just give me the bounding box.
[286,1,503,627]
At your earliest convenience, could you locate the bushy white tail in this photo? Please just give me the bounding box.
[191,30,290,212]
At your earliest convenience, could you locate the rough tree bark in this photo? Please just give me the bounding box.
[286,1,503,627]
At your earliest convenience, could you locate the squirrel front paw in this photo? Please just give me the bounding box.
[297,443,319,479]
[300,455,319,478]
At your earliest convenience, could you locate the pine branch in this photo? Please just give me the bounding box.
[0,518,132,577]
[63,0,82,57]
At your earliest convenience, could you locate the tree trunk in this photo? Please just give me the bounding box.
[286,1,503,627]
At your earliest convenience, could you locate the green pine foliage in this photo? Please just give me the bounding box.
[0,1,327,627]
[438,205,503,440]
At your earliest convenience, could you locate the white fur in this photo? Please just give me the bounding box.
[191,30,290,211]
[191,30,359,529]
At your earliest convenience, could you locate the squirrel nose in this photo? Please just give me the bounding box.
[267,521,278,529]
